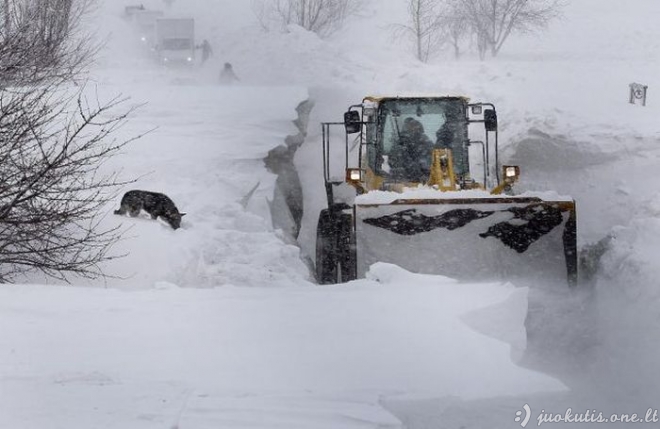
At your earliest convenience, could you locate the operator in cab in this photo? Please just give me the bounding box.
[388,117,433,183]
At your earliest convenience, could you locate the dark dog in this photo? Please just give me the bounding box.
[114,190,186,230]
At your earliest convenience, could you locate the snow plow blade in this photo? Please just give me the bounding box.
[355,196,577,286]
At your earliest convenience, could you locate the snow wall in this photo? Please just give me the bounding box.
[264,99,316,274]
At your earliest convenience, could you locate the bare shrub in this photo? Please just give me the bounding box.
[392,0,563,61]
[252,0,362,37]
[458,0,564,58]
[1,0,98,85]
[440,1,470,59]
[0,0,141,282]
[0,87,140,282]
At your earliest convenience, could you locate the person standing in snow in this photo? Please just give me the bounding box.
[198,39,213,64]
[219,62,239,85]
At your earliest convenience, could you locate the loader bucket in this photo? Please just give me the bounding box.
[355,195,577,286]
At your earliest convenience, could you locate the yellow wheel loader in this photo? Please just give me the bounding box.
[315,96,578,286]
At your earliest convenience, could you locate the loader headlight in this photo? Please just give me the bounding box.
[503,165,520,181]
[346,168,363,182]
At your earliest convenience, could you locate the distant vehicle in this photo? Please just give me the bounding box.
[123,4,145,20]
[154,18,195,65]
[130,9,164,47]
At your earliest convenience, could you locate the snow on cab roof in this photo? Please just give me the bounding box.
[362,95,471,103]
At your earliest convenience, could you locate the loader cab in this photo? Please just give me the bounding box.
[363,97,470,186]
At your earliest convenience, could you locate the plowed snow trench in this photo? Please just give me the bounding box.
[75,67,312,289]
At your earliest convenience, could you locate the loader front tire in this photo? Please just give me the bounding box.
[316,210,338,284]
[316,210,357,284]
[337,213,357,282]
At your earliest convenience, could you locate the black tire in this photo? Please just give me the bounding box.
[563,210,578,287]
[316,210,338,284]
[337,213,357,282]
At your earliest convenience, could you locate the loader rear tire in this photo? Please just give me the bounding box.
[316,210,338,284]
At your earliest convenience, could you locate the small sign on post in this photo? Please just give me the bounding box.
[629,83,648,106]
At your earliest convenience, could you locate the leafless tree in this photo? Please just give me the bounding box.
[0,0,141,282]
[1,0,98,86]
[458,0,563,58]
[474,23,489,60]
[440,1,469,59]
[252,0,362,37]
[251,0,274,32]
[0,87,140,282]
[392,0,445,63]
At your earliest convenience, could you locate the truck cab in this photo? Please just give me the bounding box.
[155,18,195,65]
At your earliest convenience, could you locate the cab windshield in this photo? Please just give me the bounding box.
[367,98,468,181]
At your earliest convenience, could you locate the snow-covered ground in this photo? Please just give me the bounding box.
[2,0,660,427]
[0,264,566,428]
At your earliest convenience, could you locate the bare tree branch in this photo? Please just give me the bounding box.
[456,0,563,58]
[0,84,141,282]
[0,0,144,283]
[252,0,363,37]
[391,0,445,63]
[0,0,100,86]
[441,2,470,59]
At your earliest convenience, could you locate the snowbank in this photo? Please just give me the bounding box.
[0,263,565,428]
[589,194,660,398]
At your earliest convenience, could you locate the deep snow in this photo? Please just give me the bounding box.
[0,264,566,428]
[2,0,660,427]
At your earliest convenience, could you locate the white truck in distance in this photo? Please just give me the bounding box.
[131,9,164,47]
[155,18,195,65]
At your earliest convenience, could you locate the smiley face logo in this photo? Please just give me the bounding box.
[515,404,531,427]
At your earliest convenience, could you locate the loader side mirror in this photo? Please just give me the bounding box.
[344,110,361,134]
[484,109,498,131]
